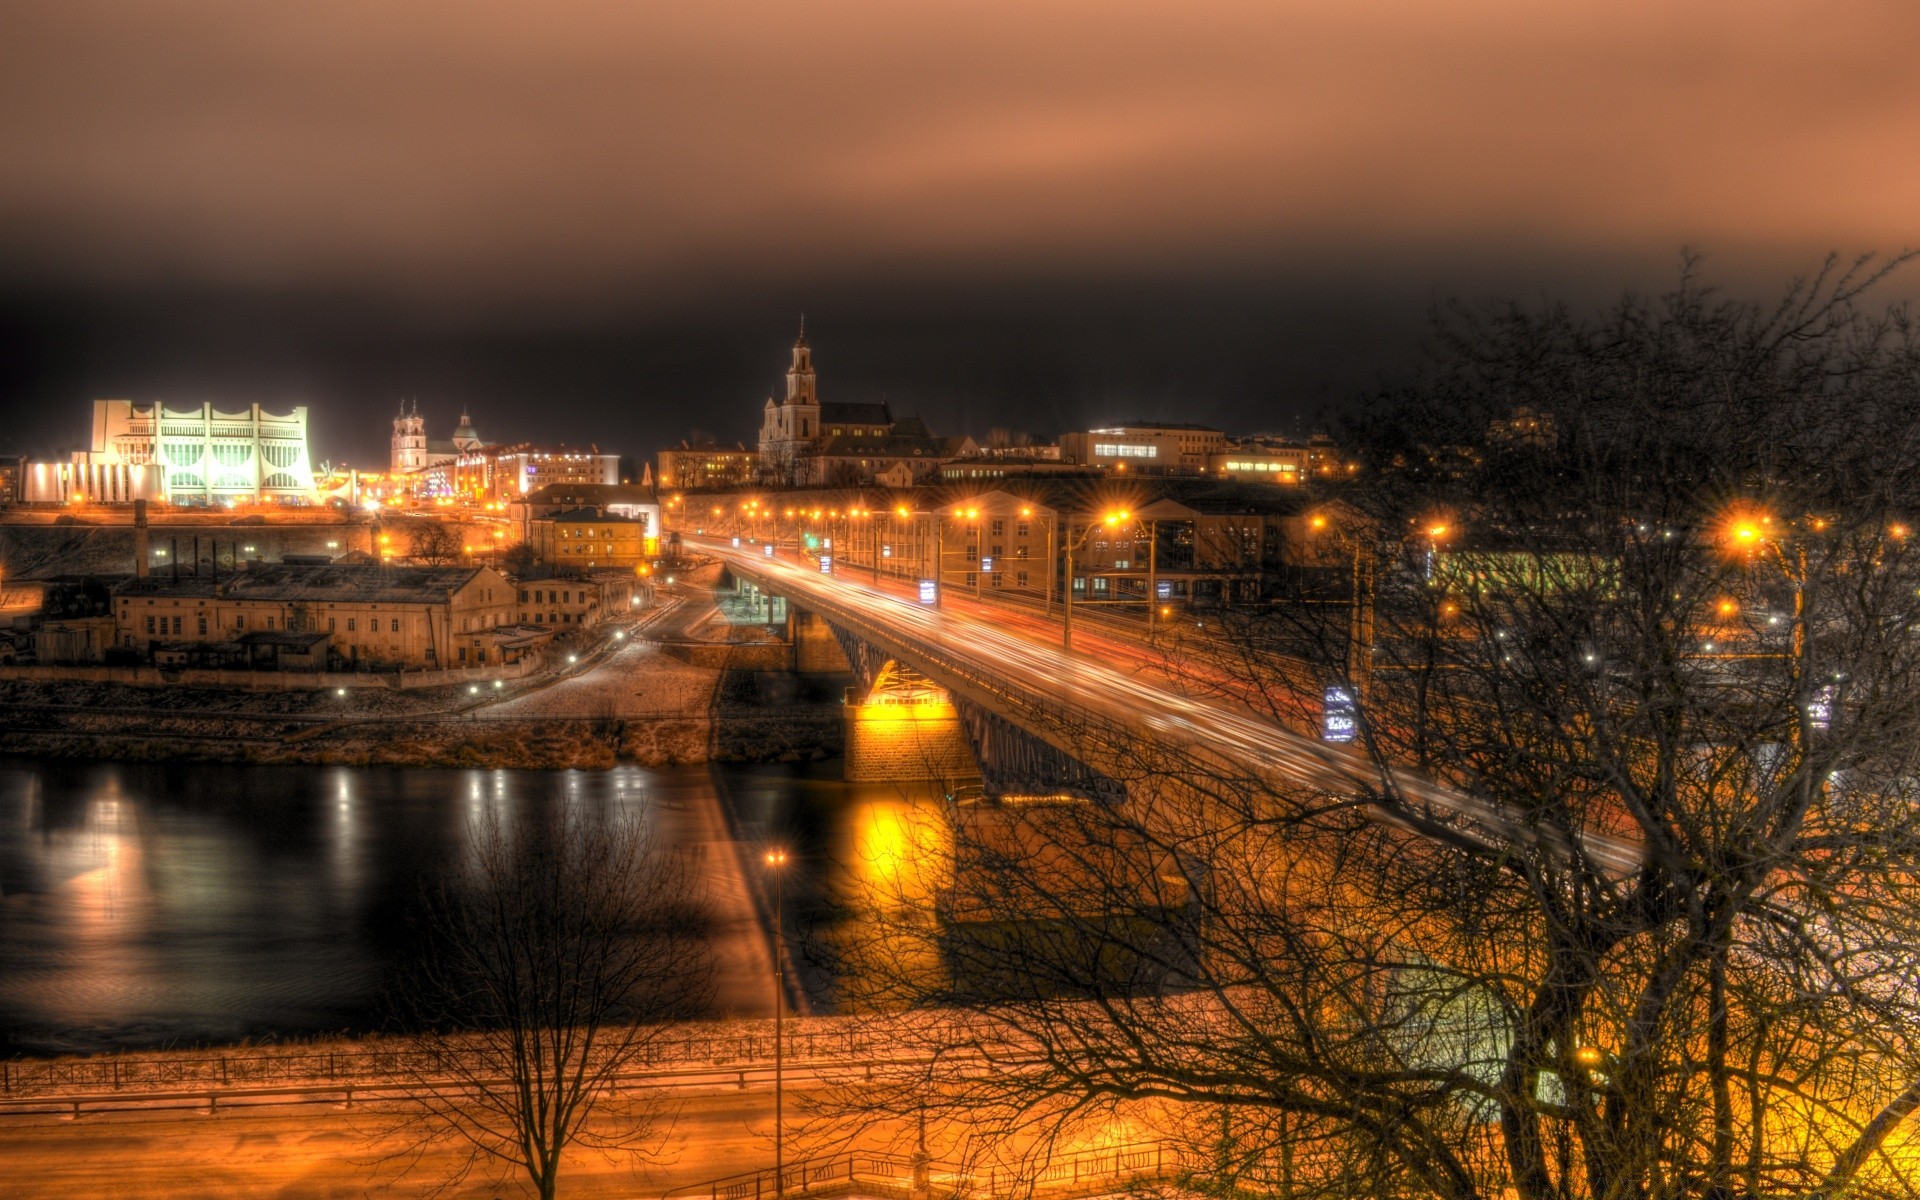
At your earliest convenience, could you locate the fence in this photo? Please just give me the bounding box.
[0,1015,985,1102]
[700,1142,1181,1200]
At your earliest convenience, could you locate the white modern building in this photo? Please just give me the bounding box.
[26,400,319,505]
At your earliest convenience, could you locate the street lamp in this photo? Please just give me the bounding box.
[1307,510,1377,701]
[1064,509,1132,651]
[763,847,790,1195]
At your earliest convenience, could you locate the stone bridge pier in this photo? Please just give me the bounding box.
[843,661,982,785]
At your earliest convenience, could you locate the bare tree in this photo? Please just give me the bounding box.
[384,804,713,1199]
[823,257,1920,1200]
[409,521,464,566]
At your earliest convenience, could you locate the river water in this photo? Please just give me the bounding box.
[0,756,947,1057]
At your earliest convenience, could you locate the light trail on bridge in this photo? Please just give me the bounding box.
[696,539,1644,875]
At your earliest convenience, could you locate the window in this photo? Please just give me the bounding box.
[458,647,467,662]
[519,589,529,602]
[1016,570,1029,587]
[347,618,356,633]
[1016,522,1030,538]
[965,573,976,587]
[197,616,207,635]
[1093,442,1156,458]
[1016,546,1029,559]
[236,614,246,630]
[146,616,155,635]
[328,618,336,632]
[990,519,1004,537]
[172,616,183,634]
[391,619,401,633]
[534,613,543,624]
[265,616,275,630]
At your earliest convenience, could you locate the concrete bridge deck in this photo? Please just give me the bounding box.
[710,539,1641,874]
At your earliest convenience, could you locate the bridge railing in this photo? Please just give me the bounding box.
[0,1015,989,1099]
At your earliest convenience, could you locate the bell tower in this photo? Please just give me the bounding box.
[786,321,817,405]
[391,399,427,473]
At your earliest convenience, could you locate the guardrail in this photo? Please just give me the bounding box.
[0,1016,1004,1105]
[695,1141,1182,1200]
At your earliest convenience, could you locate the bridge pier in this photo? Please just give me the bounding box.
[788,608,853,675]
[844,662,981,785]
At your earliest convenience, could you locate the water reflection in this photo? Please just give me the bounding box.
[0,758,677,1056]
[0,756,939,1056]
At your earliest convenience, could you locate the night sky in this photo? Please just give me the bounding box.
[2,1,1916,468]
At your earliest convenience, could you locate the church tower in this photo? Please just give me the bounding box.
[452,406,481,453]
[391,399,427,474]
[785,324,817,405]
[758,322,822,480]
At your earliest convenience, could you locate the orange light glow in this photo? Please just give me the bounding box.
[1716,598,1739,618]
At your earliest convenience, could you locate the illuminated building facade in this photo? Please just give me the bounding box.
[1060,422,1226,474]
[111,563,517,668]
[27,400,317,505]
[529,506,659,568]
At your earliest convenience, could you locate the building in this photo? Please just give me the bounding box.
[390,400,481,482]
[0,455,25,506]
[1208,445,1309,484]
[688,480,1332,606]
[110,562,519,669]
[939,458,1089,484]
[487,445,620,500]
[511,482,660,544]
[514,571,638,630]
[529,507,659,569]
[1487,406,1557,449]
[755,327,965,486]
[657,441,760,491]
[27,400,319,505]
[1059,422,1227,474]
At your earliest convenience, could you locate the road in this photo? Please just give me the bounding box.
[702,538,1643,874]
[0,1079,884,1200]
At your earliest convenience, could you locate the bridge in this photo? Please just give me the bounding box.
[708,538,1642,874]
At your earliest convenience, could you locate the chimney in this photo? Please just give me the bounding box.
[133,500,150,578]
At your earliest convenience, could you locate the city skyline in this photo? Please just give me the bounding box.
[6,2,1920,464]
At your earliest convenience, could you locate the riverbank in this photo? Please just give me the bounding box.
[0,655,845,769]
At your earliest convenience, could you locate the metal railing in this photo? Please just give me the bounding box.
[0,1016,982,1101]
[696,1142,1181,1200]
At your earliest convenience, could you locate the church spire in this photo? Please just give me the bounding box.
[786,322,817,405]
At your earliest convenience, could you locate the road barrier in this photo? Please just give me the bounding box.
[0,1015,989,1109]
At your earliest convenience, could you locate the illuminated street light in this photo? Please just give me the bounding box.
[1063,509,1133,650]
[763,847,791,1195]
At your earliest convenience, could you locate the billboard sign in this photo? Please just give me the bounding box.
[763,543,775,558]
[819,556,832,574]
[919,580,937,604]
[1156,579,1172,600]
[1323,686,1357,743]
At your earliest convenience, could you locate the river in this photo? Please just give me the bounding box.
[0,756,948,1057]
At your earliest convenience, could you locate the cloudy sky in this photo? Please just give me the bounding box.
[2,0,1915,466]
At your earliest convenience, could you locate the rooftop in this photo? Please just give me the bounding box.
[535,506,652,525]
[114,563,497,605]
[519,483,658,507]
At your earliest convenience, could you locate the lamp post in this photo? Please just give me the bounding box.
[764,847,789,1195]
[1064,509,1132,651]
[1308,511,1377,702]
